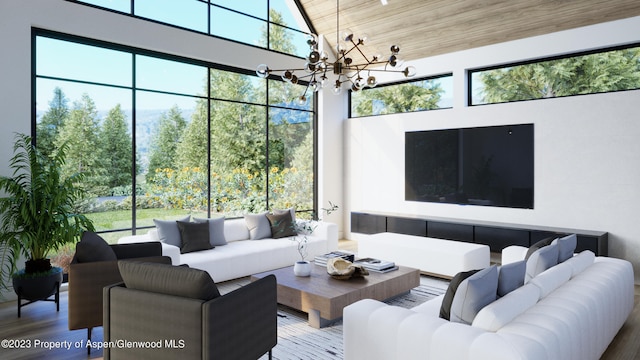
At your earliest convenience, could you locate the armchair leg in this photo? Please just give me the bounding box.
[87,327,92,355]
[269,349,272,360]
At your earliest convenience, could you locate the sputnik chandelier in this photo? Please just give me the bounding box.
[256,0,416,103]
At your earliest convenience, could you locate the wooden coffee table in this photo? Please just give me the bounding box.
[250,264,420,328]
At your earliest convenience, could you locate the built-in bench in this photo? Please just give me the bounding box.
[351,211,608,255]
[358,232,490,278]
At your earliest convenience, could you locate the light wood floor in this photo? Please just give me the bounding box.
[0,240,637,359]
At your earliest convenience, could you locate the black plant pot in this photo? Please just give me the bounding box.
[12,267,62,317]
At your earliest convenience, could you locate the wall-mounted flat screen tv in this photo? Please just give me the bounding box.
[405,124,534,209]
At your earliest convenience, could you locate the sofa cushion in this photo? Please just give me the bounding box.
[497,260,525,297]
[525,236,556,260]
[555,234,577,263]
[266,211,297,239]
[153,215,191,247]
[440,265,498,324]
[75,231,117,263]
[529,261,572,298]
[118,260,220,301]
[194,217,227,246]
[525,242,559,283]
[245,212,272,240]
[472,283,541,332]
[563,250,595,277]
[177,221,212,254]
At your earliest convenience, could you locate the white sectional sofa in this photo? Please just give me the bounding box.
[343,249,634,360]
[118,217,338,283]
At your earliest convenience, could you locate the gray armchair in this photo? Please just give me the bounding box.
[103,261,277,360]
[68,231,169,353]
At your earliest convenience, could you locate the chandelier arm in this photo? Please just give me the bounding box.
[360,68,408,73]
[352,41,373,64]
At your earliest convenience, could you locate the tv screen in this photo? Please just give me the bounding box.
[405,124,534,209]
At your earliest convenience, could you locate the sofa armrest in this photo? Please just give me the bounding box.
[297,220,339,252]
[501,245,529,264]
[203,275,277,359]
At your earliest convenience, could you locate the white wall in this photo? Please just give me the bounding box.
[344,16,640,283]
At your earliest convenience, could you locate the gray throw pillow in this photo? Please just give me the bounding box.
[244,212,272,240]
[273,207,296,223]
[194,217,227,246]
[266,211,297,239]
[449,265,499,324]
[153,215,191,247]
[118,261,220,301]
[177,221,212,254]
[75,231,117,263]
[556,234,577,263]
[525,242,559,283]
[497,260,525,297]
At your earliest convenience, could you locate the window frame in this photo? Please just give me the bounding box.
[32,28,317,235]
[64,0,314,59]
[468,42,640,106]
[348,73,453,118]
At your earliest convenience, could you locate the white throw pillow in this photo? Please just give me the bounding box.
[244,212,272,240]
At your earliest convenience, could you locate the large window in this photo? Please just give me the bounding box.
[470,44,640,105]
[69,0,312,58]
[34,30,315,242]
[349,75,453,117]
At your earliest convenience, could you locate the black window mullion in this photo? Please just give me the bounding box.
[131,53,137,234]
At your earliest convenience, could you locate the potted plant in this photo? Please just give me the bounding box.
[0,133,94,309]
[291,201,339,277]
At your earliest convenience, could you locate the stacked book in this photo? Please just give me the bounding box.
[354,257,398,273]
[314,251,355,266]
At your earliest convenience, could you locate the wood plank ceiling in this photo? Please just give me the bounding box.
[297,0,640,62]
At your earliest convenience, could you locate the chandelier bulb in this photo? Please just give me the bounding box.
[403,66,417,78]
[358,33,369,45]
[307,50,321,65]
[290,74,298,85]
[332,86,343,95]
[389,55,404,68]
[366,76,378,87]
[390,44,401,54]
[304,62,316,73]
[306,34,319,48]
[309,81,320,92]
[297,95,307,105]
[256,64,270,78]
[281,70,293,82]
[341,29,354,43]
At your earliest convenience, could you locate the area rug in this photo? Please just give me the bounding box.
[217,275,448,360]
